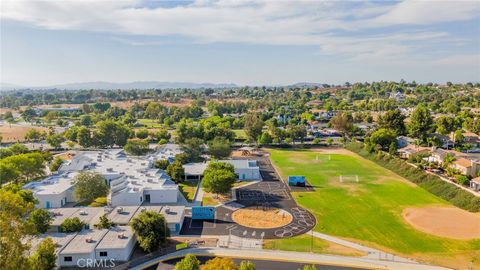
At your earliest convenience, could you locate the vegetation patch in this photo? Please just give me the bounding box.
[268,148,480,268]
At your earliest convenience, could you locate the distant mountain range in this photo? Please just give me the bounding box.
[0,81,239,91]
[0,81,331,91]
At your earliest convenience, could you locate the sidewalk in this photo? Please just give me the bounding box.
[308,231,415,263]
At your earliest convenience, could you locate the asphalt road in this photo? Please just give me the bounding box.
[152,256,367,270]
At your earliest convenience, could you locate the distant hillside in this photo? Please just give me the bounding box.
[289,82,327,88]
[0,81,238,91]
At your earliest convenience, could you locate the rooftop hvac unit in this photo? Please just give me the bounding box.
[97,158,102,162]
[141,162,146,166]
[147,179,153,183]
[85,237,93,243]
[140,207,146,212]
[107,168,113,172]
[131,180,137,185]
[117,207,124,214]
[165,207,170,214]
[79,210,88,215]
[117,233,126,239]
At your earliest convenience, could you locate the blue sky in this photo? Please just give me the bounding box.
[1,0,479,86]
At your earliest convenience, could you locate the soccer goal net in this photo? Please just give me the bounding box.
[339,175,359,183]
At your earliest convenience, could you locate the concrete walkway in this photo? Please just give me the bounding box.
[192,179,204,206]
[308,231,415,263]
[131,247,451,270]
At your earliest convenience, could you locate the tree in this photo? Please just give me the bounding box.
[155,159,170,170]
[129,210,170,252]
[73,172,109,202]
[29,238,56,270]
[77,127,92,148]
[0,188,36,270]
[202,162,236,196]
[408,104,433,143]
[201,257,238,270]
[94,214,114,229]
[152,129,171,142]
[44,111,57,123]
[302,265,317,270]
[0,152,46,183]
[456,175,469,186]
[21,107,37,123]
[378,109,406,135]
[136,129,149,139]
[259,132,273,145]
[50,156,64,172]
[46,134,64,149]
[369,128,397,151]
[166,160,185,183]
[96,120,131,147]
[181,138,205,162]
[79,114,92,126]
[26,208,53,234]
[174,254,201,270]
[244,113,264,143]
[286,125,307,143]
[124,139,150,155]
[239,261,256,270]
[208,137,232,159]
[60,217,85,233]
[25,128,43,142]
[330,113,353,137]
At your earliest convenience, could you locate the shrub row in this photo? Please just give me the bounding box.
[346,142,480,212]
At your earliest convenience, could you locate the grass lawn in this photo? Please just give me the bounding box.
[233,129,247,140]
[179,180,198,202]
[268,148,480,268]
[263,235,365,257]
[137,118,164,128]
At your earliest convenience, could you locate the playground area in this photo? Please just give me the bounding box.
[232,206,293,229]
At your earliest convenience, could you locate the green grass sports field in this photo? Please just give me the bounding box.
[267,148,480,268]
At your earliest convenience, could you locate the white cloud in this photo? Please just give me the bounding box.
[1,0,478,64]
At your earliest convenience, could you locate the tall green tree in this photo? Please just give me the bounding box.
[26,208,53,234]
[29,238,57,270]
[46,134,65,149]
[239,261,256,270]
[244,113,264,143]
[377,109,406,135]
[166,160,185,183]
[174,254,201,270]
[129,210,170,252]
[0,188,36,270]
[207,137,232,159]
[201,257,238,270]
[408,104,433,143]
[60,217,85,233]
[73,172,108,202]
[202,162,236,196]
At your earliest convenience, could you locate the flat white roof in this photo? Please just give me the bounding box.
[96,226,134,250]
[60,229,108,255]
[183,162,208,176]
[68,207,105,226]
[218,159,259,169]
[160,205,185,224]
[58,150,177,194]
[107,206,140,225]
[49,208,82,227]
[28,232,76,255]
[23,172,77,195]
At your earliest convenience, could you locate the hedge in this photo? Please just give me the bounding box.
[346,142,480,212]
